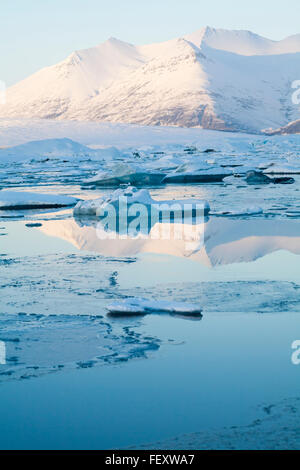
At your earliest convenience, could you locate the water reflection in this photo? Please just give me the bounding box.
[36,216,300,266]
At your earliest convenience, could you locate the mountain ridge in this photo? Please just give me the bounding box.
[1,27,300,133]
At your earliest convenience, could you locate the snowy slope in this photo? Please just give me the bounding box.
[185,27,300,56]
[1,27,300,132]
[1,38,145,120]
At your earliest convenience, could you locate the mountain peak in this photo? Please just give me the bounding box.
[1,27,300,133]
[105,36,125,45]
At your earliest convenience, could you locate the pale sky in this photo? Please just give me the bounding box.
[1,0,300,86]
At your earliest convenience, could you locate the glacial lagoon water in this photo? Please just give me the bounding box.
[0,151,300,448]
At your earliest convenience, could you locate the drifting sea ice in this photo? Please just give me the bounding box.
[83,162,166,186]
[0,190,78,210]
[0,312,161,382]
[244,170,295,185]
[163,162,232,183]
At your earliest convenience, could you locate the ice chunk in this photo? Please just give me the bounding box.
[73,186,210,217]
[272,176,295,184]
[245,170,295,185]
[163,173,229,184]
[83,162,166,186]
[106,298,203,317]
[0,190,78,210]
[163,163,232,183]
[245,170,273,185]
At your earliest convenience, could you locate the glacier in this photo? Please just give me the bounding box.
[0,137,121,162]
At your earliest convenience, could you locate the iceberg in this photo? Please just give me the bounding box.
[73,186,210,217]
[245,170,295,185]
[0,190,78,210]
[83,163,166,187]
[106,298,203,317]
[245,171,274,185]
[162,163,232,184]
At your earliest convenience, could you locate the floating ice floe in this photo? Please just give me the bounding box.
[163,163,232,183]
[0,190,78,210]
[106,298,203,317]
[245,171,274,185]
[0,312,161,382]
[245,170,295,185]
[83,163,166,186]
[74,186,210,217]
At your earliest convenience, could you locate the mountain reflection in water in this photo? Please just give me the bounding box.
[36,216,300,267]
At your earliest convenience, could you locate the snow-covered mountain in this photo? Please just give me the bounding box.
[2,27,300,133]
